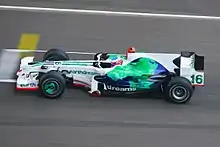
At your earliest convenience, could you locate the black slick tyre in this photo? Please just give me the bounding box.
[43,48,69,61]
[164,77,194,104]
[39,71,66,99]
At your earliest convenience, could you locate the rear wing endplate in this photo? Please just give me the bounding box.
[179,51,204,86]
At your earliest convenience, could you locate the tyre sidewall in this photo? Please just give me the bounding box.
[40,78,64,98]
[166,77,193,104]
[39,71,66,99]
[43,49,69,61]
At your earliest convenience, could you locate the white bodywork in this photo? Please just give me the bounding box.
[16,52,204,93]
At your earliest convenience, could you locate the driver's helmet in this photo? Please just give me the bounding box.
[109,56,123,67]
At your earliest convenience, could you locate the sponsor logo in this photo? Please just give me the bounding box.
[26,74,30,78]
[55,61,62,65]
[20,83,37,87]
[23,73,38,79]
[71,70,99,75]
[44,61,54,65]
[106,85,136,92]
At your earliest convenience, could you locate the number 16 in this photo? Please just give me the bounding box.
[191,75,203,84]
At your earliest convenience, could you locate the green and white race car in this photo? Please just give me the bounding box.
[16,47,204,104]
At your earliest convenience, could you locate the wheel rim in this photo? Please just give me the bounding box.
[43,80,60,95]
[171,86,188,100]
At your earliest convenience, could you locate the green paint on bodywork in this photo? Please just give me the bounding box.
[30,60,94,68]
[61,61,93,66]
[106,57,159,88]
[31,62,44,67]
[107,57,159,80]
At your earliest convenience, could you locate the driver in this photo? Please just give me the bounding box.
[108,47,136,67]
[108,56,124,67]
[94,47,136,67]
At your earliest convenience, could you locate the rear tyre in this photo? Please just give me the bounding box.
[43,48,69,61]
[164,77,194,104]
[39,71,66,99]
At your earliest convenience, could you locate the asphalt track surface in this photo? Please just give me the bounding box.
[2,0,220,16]
[1,6,220,147]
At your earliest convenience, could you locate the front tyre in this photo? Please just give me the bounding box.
[39,71,66,99]
[43,48,69,61]
[165,77,194,104]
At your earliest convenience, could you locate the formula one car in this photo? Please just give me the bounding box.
[16,47,204,104]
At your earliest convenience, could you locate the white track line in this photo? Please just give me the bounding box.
[0,79,16,83]
[4,49,96,55]
[0,50,20,81]
[0,5,220,20]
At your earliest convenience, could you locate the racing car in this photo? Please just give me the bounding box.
[16,47,204,104]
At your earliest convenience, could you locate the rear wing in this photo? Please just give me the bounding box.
[174,52,204,86]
